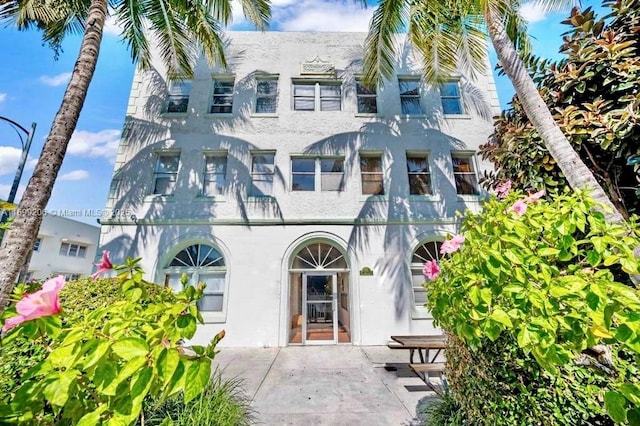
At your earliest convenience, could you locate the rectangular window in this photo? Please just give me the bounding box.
[291,158,315,191]
[256,78,278,113]
[153,154,180,195]
[203,154,227,196]
[210,79,234,113]
[167,80,191,113]
[356,80,377,113]
[250,152,275,197]
[360,155,384,195]
[320,158,344,191]
[451,153,479,195]
[293,81,342,111]
[33,237,42,252]
[399,79,422,115]
[407,154,432,195]
[198,274,225,311]
[60,273,81,281]
[59,243,87,258]
[441,81,463,114]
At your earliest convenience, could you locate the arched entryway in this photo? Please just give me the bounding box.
[288,241,351,344]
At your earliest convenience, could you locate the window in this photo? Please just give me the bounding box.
[399,79,422,115]
[291,157,344,192]
[440,81,463,114]
[166,80,191,113]
[203,153,227,196]
[256,78,278,113]
[210,79,234,113]
[356,79,377,113]
[59,242,87,258]
[360,154,384,195]
[153,153,180,195]
[250,152,275,197]
[293,81,342,111]
[451,153,479,195]
[33,237,42,252]
[407,154,432,195]
[59,273,81,281]
[164,244,226,312]
[411,240,443,308]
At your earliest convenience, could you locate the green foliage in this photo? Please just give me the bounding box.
[420,387,469,426]
[481,0,640,216]
[427,190,640,424]
[0,260,224,425]
[140,370,254,426]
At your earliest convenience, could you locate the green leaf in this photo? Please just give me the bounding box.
[490,308,513,328]
[76,404,107,426]
[112,337,150,360]
[157,348,181,386]
[586,250,601,267]
[619,384,640,406]
[538,247,560,257]
[184,358,211,403]
[605,391,628,423]
[176,315,197,339]
[627,408,640,426]
[84,340,111,369]
[43,370,77,407]
[102,356,148,396]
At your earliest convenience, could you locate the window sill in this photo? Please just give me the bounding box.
[144,194,176,202]
[456,194,482,202]
[359,195,388,202]
[195,195,227,202]
[395,114,427,119]
[408,195,440,202]
[411,307,433,320]
[250,113,278,118]
[201,312,227,323]
[247,196,277,202]
[354,113,379,118]
[160,112,188,118]
[443,114,471,119]
[204,113,234,118]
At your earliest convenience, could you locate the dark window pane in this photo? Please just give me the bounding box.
[360,157,382,173]
[454,174,479,195]
[361,175,384,195]
[256,97,276,113]
[210,105,232,113]
[356,82,375,95]
[440,82,460,97]
[167,96,189,113]
[357,97,377,113]
[399,81,420,95]
[292,174,315,191]
[401,98,422,115]
[407,156,427,173]
[257,80,277,95]
[409,174,432,195]
[320,159,343,173]
[452,156,473,173]
[292,159,315,172]
[442,98,463,114]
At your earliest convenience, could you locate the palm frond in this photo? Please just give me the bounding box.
[239,0,270,30]
[116,0,151,71]
[182,0,227,69]
[529,0,578,15]
[362,0,408,88]
[147,0,194,77]
[201,0,232,26]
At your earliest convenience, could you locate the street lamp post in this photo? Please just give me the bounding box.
[0,116,37,241]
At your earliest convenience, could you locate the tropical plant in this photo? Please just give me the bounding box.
[360,0,626,225]
[481,0,640,218]
[426,189,640,423]
[0,0,271,308]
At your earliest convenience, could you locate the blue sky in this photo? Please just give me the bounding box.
[0,0,605,225]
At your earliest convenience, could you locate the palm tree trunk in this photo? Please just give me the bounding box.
[0,0,108,308]
[484,7,625,225]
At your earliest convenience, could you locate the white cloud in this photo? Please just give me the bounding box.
[58,169,90,182]
[0,183,25,202]
[519,2,548,23]
[39,72,72,87]
[0,146,37,176]
[67,129,121,162]
[0,93,6,103]
[104,15,122,36]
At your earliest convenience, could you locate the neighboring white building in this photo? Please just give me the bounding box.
[26,214,101,281]
[99,32,501,347]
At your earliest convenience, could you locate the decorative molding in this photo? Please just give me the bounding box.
[301,57,335,75]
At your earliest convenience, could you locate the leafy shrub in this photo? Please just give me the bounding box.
[426,189,640,424]
[141,370,254,426]
[419,386,468,426]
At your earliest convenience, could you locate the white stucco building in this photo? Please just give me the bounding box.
[99,32,500,347]
[25,214,101,281]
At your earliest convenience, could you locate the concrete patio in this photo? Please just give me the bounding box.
[213,345,437,425]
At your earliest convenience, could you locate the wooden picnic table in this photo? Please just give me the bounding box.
[388,334,447,364]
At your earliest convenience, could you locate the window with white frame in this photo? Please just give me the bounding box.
[33,237,42,252]
[290,157,344,192]
[255,77,278,113]
[164,243,226,312]
[440,81,463,114]
[451,153,479,195]
[58,273,81,281]
[356,79,377,113]
[411,240,443,308]
[293,81,342,111]
[59,242,87,258]
[166,80,191,113]
[202,153,227,196]
[210,79,234,113]
[360,154,384,195]
[249,152,275,197]
[153,153,180,195]
[407,154,432,195]
[399,79,423,115]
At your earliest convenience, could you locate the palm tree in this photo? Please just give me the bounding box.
[0,0,270,307]
[361,0,626,224]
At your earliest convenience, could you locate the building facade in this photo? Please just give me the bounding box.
[99,32,501,347]
[26,214,101,281]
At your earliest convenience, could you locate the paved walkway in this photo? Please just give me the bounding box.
[213,346,435,425]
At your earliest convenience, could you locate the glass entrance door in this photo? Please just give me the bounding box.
[303,274,337,344]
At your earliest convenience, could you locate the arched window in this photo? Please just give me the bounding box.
[291,242,347,270]
[410,240,443,308]
[164,243,226,312]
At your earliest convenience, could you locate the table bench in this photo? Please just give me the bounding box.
[388,335,447,363]
[409,363,446,391]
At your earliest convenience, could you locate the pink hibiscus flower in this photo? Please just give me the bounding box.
[2,275,66,333]
[509,199,528,215]
[423,260,440,280]
[440,234,465,255]
[523,189,545,203]
[92,250,113,280]
[495,180,512,199]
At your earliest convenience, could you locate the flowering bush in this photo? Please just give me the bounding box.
[0,255,223,425]
[426,188,640,424]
